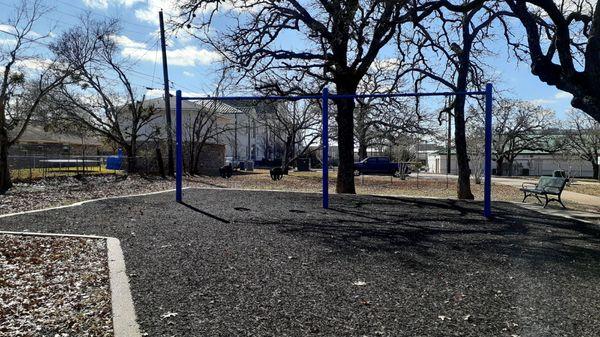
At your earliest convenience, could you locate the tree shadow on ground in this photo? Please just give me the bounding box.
[268,194,600,271]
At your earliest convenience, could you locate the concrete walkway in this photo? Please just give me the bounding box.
[417,173,600,207]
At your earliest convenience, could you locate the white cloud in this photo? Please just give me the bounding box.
[0,24,16,34]
[182,71,195,77]
[14,58,54,71]
[531,98,556,105]
[0,24,41,39]
[555,91,573,100]
[134,0,258,25]
[145,88,163,98]
[82,0,144,10]
[111,35,147,49]
[122,45,221,67]
[0,38,16,47]
[83,0,109,9]
[135,0,181,25]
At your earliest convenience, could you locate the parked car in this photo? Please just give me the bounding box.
[353,156,411,176]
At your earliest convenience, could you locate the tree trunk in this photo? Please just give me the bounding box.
[334,78,359,194]
[124,144,137,173]
[453,94,474,200]
[156,146,165,178]
[335,96,357,194]
[495,157,504,176]
[452,28,474,200]
[592,162,598,179]
[0,100,11,193]
[193,144,205,175]
[282,137,292,172]
[0,140,11,193]
[507,159,514,177]
[358,136,368,160]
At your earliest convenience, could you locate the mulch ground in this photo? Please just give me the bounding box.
[0,234,112,337]
[1,189,599,336]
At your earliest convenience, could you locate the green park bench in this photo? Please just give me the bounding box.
[520,176,567,208]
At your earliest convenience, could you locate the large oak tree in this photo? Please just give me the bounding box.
[175,0,482,194]
[505,0,600,121]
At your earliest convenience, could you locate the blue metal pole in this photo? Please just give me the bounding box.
[322,87,329,209]
[484,83,493,218]
[176,90,183,202]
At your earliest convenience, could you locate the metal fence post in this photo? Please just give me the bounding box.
[484,83,493,218]
[176,90,183,202]
[322,87,329,209]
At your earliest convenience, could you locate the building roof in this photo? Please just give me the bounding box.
[11,123,103,147]
[143,96,240,120]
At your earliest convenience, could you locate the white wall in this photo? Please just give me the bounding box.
[426,152,594,177]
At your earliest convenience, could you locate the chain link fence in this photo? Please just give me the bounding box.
[8,153,162,182]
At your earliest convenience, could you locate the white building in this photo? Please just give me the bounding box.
[425,151,594,177]
[143,96,282,164]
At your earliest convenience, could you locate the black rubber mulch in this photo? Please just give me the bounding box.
[2,189,600,337]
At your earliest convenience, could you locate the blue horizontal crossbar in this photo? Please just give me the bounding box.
[182,90,486,101]
[182,95,321,101]
[333,91,486,99]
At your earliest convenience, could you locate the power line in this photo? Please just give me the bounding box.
[0,29,53,47]
[0,0,154,37]
[53,0,155,30]
[0,28,206,95]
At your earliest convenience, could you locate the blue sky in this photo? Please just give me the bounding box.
[0,0,576,119]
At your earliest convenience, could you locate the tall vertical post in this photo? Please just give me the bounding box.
[484,83,493,218]
[322,87,329,209]
[447,112,452,174]
[175,90,183,202]
[159,10,175,176]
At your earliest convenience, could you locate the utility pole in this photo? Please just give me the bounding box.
[447,111,452,174]
[234,114,238,162]
[159,10,174,176]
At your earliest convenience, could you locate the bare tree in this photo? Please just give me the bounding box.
[354,60,426,160]
[175,0,482,194]
[402,0,507,198]
[565,108,600,178]
[505,0,600,122]
[49,17,158,173]
[492,99,555,176]
[184,100,233,174]
[260,100,321,171]
[0,0,76,192]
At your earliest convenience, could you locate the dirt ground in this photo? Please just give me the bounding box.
[187,169,598,212]
[1,169,598,215]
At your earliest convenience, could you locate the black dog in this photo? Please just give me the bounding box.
[219,164,233,179]
[270,167,284,181]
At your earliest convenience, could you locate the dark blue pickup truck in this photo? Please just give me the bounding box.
[354,156,410,176]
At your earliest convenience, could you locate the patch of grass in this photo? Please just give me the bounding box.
[566,182,600,198]
[10,166,123,181]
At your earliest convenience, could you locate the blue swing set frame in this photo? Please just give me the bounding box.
[175,83,493,218]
